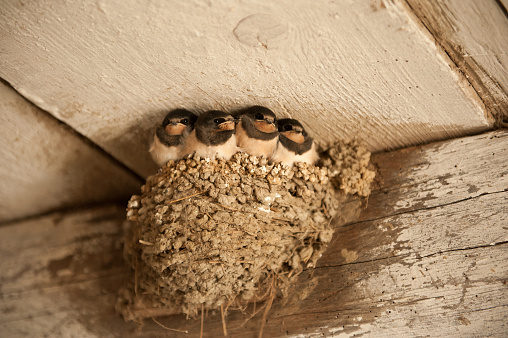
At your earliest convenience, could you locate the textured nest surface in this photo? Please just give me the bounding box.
[117,140,375,320]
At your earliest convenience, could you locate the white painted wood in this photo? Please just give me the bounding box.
[277,244,508,338]
[321,189,508,267]
[364,130,508,218]
[406,0,508,124]
[0,82,141,223]
[329,130,508,230]
[322,129,508,267]
[0,131,506,337]
[0,0,492,177]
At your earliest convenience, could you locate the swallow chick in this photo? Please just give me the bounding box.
[149,109,198,166]
[235,106,279,158]
[271,118,319,166]
[181,110,238,160]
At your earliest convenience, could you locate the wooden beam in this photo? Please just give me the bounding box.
[0,82,142,223]
[405,0,508,126]
[0,0,492,177]
[0,130,506,337]
[0,205,136,336]
[361,129,508,220]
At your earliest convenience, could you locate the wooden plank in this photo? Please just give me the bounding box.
[0,82,142,223]
[329,130,508,229]
[121,243,508,337]
[405,0,508,126]
[1,131,506,337]
[0,0,492,177]
[263,244,508,337]
[320,189,508,267]
[362,129,508,221]
[322,129,507,269]
[0,205,139,337]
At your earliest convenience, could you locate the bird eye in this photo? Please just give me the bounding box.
[181,118,189,124]
[254,113,264,120]
[283,125,292,131]
[214,118,225,124]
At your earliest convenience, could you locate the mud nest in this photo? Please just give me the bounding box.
[117,140,375,321]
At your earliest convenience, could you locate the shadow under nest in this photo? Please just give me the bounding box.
[116,140,375,334]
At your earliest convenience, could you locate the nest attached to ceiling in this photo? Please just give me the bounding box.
[116,140,375,321]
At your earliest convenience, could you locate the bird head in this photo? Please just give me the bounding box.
[243,106,277,134]
[195,110,236,145]
[161,109,198,135]
[277,119,307,144]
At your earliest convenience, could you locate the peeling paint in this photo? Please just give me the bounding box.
[341,248,359,264]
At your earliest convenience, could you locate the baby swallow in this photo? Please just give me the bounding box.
[149,109,198,166]
[181,110,238,160]
[271,118,319,166]
[236,106,279,158]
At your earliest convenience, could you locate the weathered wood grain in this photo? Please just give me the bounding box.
[405,0,508,126]
[0,82,142,223]
[320,190,508,267]
[1,131,506,337]
[0,0,492,177]
[363,129,508,220]
[0,205,138,337]
[329,129,508,230]
[124,242,508,337]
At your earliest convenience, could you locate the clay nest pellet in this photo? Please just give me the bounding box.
[117,140,375,322]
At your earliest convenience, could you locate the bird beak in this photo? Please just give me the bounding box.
[254,120,277,133]
[266,121,277,133]
[165,123,186,135]
[218,121,236,131]
[282,130,305,144]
